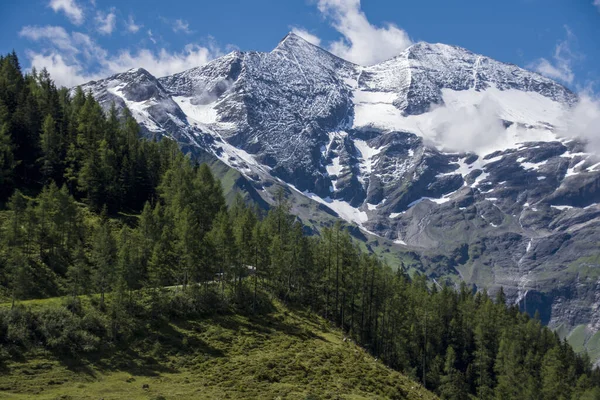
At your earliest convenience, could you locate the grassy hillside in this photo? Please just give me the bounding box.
[0,296,436,400]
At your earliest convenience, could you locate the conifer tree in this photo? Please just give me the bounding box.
[92,210,117,307]
[0,111,15,199]
[541,346,571,400]
[6,189,27,251]
[67,241,90,299]
[208,210,236,296]
[39,114,62,183]
[6,249,30,308]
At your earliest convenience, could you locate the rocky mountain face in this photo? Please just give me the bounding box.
[78,33,600,360]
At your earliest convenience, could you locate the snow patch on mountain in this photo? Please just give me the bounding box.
[78,32,584,239]
[289,185,369,227]
[352,86,565,154]
[354,139,383,183]
[173,96,219,125]
[107,83,163,133]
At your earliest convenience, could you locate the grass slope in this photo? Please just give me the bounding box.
[0,297,436,400]
[567,324,600,365]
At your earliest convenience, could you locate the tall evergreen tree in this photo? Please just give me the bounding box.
[39,114,62,184]
[66,241,90,299]
[91,211,117,307]
[0,105,15,199]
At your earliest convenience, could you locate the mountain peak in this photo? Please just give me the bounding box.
[278,31,305,44]
[111,67,162,85]
[274,31,321,52]
[122,67,153,77]
[397,41,475,62]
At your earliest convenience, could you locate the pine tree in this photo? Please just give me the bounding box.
[174,207,199,290]
[117,226,144,302]
[208,211,236,296]
[4,190,31,304]
[39,114,62,183]
[91,211,117,307]
[0,112,15,199]
[6,248,31,308]
[54,184,80,254]
[148,230,175,289]
[36,183,57,257]
[251,221,270,312]
[78,147,104,211]
[232,199,256,294]
[494,334,525,399]
[109,273,129,341]
[66,241,90,299]
[541,346,571,400]
[473,300,497,400]
[12,81,41,186]
[6,189,27,251]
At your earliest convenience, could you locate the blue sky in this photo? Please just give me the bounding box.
[1,0,599,92]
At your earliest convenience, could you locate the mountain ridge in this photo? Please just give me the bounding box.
[77,31,600,363]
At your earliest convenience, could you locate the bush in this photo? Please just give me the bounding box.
[35,307,79,351]
[167,291,195,318]
[74,330,101,353]
[0,296,143,358]
[2,306,34,347]
[80,308,108,338]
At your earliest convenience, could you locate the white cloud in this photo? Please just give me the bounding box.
[126,16,142,33]
[48,0,84,25]
[72,32,108,62]
[20,26,104,59]
[529,27,578,85]
[429,96,510,153]
[104,44,219,78]
[19,25,74,52]
[291,28,321,47]
[316,0,412,65]
[95,9,116,35]
[560,92,600,154]
[594,0,600,12]
[20,24,222,86]
[147,29,157,44]
[532,58,574,84]
[25,51,100,87]
[173,19,192,34]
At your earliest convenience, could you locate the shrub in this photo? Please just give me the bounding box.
[35,307,104,353]
[3,306,34,347]
[35,307,78,351]
[80,308,108,338]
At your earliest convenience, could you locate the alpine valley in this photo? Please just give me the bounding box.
[80,33,600,362]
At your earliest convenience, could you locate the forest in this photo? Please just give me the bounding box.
[1,51,600,400]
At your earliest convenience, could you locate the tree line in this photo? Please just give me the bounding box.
[1,52,599,400]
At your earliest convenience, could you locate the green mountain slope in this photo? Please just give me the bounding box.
[0,297,435,400]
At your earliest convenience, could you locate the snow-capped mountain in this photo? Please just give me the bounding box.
[79,32,600,358]
[79,33,580,223]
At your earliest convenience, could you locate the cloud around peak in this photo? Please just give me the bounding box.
[290,28,321,47]
[317,0,412,65]
[561,92,600,154]
[19,24,222,87]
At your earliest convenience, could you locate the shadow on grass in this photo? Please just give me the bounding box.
[0,289,327,381]
[89,347,176,377]
[188,309,328,343]
[62,322,226,377]
[55,355,98,377]
[153,320,225,359]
